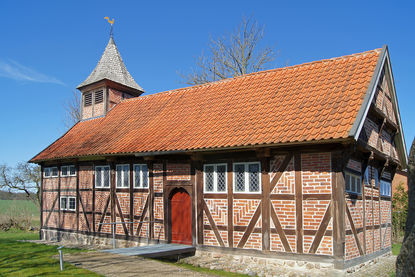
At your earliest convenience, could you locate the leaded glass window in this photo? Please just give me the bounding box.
[134,164,149,188]
[116,164,130,188]
[235,164,245,192]
[205,165,214,192]
[203,164,227,193]
[233,162,261,193]
[95,165,110,188]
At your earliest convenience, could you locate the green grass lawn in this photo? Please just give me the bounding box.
[0,230,100,276]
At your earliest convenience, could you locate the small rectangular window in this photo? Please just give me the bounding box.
[345,171,361,194]
[233,162,261,193]
[84,93,92,107]
[203,164,227,193]
[61,166,68,176]
[116,164,130,188]
[380,179,391,197]
[95,165,110,188]
[134,164,149,188]
[68,197,76,210]
[44,167,51,177]
[60,196,76,211]
[60,197,67,210]
[51,167,58,177]
[61,165,76,177]
[69,165,76,176]
[95,90,103,104]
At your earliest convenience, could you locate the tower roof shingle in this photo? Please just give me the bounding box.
[77,37,143,92]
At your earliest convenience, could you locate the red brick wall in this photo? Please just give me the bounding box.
[60,176,76,190]
[43,177,58,190]
[167,163,191,181]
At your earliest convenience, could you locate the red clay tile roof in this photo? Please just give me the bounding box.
[31,49,381,162]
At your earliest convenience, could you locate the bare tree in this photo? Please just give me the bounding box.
[181,17,276,85]
[0,163,41,205]
[63,90,81,129]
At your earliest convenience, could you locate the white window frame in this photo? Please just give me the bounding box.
[116,164,130,188]
[345,171,362,194]
[44,167,58,178]
[133,164,149,188]
[60,196,76,211]
[233,162,261,194]
[60,165,76,177]
[203,163,227,193]
[95,165,111,188]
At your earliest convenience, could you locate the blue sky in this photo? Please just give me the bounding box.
[0,0,413,166]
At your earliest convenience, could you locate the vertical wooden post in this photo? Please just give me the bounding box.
[149,162,154,239]
[162,161,168,242]
[191,162,197,245]
[110,162,116,236]
[58,164,61,231]
[361,158,368,255]
[129,162,134,237]
[39,165,44,239]
[294,153,303,254]
[261,157,270,251]
[332,151,346,267]
[196,161,204,245]
[227,161,233,248]
[76,162,80,233]
[92,163,96,234]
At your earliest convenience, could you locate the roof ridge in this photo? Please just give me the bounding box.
[122,48,382,104]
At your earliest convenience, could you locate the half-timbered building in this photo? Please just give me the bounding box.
[31,37,408,270]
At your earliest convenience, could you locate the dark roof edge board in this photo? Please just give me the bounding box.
[30,137,353,164]
[349,45,408,168]
[349,45,387,139]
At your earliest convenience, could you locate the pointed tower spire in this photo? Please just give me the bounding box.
[77,37,143,92]
[78,36,143,120]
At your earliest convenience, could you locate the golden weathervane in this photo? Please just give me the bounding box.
[104,17,115,37]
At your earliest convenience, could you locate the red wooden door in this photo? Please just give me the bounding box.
[171,190,192,245]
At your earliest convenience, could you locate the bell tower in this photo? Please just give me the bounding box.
[77,36,144,120]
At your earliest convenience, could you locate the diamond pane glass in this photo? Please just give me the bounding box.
[123,165,129,187]
[103,167,110,187]
[248,163,260,192]
[134,165,141,187]
[235,164,245,192]
[142,165,148,188]
[205,166,214,192]
[217,165,226,192]
[96,167,102,187]
[116,166,122,187]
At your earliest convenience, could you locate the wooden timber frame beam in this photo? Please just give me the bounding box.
[39,164,44,238]
[294,153,303,254]
[332,150,347,264]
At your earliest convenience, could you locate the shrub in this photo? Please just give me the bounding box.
[392,182,408,242]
